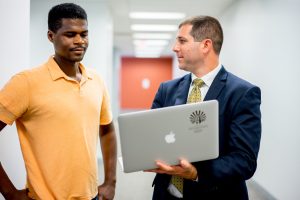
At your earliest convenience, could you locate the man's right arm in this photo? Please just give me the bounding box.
[0,120,30,200]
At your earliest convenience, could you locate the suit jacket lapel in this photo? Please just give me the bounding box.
[174,73,191,105]
[204,66,227,101]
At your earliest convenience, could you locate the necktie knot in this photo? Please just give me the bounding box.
[193,78,204,88]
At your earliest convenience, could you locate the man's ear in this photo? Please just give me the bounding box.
[47,30,54,42]
[202,39,213,54]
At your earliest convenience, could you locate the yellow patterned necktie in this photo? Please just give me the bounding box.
[170,78,204,194]
[187,78,204,103]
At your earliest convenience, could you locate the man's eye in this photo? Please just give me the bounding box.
[65,33,75,37]
[81,33,88,37]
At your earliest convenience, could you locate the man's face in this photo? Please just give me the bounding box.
[172,24,204,72]
[48,18,89,63]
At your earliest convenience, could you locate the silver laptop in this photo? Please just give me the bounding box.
[117,100,219,173]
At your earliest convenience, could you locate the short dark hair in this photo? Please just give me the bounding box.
[48,3,87,33]
[179,16,223,55]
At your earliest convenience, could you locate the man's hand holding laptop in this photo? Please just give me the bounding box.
[145,158,198,181]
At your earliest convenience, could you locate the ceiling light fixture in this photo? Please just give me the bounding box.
[134,45,165,58]
[133,33,173,40]
[130,12,186,20]
[135,53,161,58]
[134,46,165,52]
[131,24,177,32]
[133,39,169,46]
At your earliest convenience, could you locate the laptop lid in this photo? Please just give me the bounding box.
[117,100,219,173]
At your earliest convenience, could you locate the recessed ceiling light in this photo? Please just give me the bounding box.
[134,49,164,54]
[134,46,165,51]
[133,39,169,46]
[135,53,161,58]
[131,24,177,32]
[133,33,173,40]
[130,12,186,20]
[134,45,165,58]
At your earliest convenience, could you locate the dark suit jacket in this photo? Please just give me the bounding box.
[151,67,261,200]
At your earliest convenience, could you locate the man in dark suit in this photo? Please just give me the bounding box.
[146,16,261,200]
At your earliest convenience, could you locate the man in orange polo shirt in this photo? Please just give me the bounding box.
[0,3,117,200]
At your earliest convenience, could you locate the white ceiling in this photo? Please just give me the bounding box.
[108,0,237,57]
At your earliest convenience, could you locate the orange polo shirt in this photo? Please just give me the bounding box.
[0,57,112,199]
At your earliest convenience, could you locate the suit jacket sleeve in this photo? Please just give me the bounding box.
[152,84,165,109]
[196,86,261,186]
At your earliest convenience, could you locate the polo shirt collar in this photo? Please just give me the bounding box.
[46,56,93,81]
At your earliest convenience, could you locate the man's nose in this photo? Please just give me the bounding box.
[74,34,85,44]
[172,43,179,52]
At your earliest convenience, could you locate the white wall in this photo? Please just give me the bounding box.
[0,0,30,199]
[220,0,300,199]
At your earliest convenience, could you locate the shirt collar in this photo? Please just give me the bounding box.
[46,56,93,81]
[191,63,222,87]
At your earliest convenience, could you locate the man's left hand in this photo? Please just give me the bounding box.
[98,182,116,200]
[145,158,198,180]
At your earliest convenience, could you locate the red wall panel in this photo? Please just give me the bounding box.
[120,57,172,109]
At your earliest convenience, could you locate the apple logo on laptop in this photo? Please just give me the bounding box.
[165,131,176,144]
